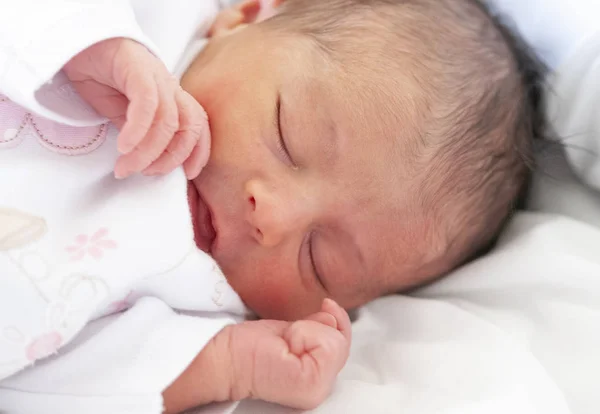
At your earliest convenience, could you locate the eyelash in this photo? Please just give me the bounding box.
[276,98,295,166]
[308,232,324,289]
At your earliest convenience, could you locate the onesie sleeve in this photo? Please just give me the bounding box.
[0,297,239,414]
[0,0,159,127]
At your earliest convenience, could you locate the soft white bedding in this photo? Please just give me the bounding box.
[229,211,600,414]
[224,1,600,413]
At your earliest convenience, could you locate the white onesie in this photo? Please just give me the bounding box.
[0,1,246,413]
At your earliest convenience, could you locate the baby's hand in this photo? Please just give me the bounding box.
[228,299,352,409]
[162,299,352,414]
[63,38,210,179]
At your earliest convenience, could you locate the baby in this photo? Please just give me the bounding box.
[0,0,544,413]
[167,0,543,408]
[183,0,543,319]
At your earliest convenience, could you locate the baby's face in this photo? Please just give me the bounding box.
[182,26,420,320]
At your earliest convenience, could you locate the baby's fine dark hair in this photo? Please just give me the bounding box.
[266,0,548,276]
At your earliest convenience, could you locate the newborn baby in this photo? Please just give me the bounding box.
[184,0,544,320]
[173,0,543,407]
[0,0,544,413]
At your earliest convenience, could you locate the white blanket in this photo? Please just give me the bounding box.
[226,1,600,413]
[231,215,600,414]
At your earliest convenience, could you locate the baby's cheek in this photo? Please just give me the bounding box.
[235,268,320,321]
[250,288,290,319]
[239,276,295,320]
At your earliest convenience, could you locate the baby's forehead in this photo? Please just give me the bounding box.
[295,55,424,137]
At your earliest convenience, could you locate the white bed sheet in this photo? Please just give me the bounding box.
[221,1,600,414]
[227,210,600,414]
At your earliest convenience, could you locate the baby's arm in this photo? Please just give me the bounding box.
[163,299,352,414]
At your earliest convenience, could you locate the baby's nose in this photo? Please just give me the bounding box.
[244,179,309,247]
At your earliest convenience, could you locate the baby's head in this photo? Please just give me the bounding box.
[182,0,544,320]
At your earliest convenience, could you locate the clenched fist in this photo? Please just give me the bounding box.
[163,299,352,413]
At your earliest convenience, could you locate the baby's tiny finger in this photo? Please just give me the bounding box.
[305,311,338,330]
[144,89,204,176]
[118,74,159,154]
[321,299,352,342]
[177,89,211,179]
[118,90,179,177]
[143,129,197,176]
[283,320,346,360]
[183,123,211,179]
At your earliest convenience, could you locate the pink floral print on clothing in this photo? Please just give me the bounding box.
[66,228,117,261]
[107,292,133,314]
[26,331,62,361]
[0,94,108,155]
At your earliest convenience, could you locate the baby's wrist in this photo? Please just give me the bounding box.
[162,326,236,413]
[206,324,239,401]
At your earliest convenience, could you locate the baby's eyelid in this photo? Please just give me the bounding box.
[276,97,297,167]
[309,232,326,291]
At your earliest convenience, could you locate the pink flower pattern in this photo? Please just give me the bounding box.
[26,332,62,361]
[107,291,133,314]
[66,228,117,261]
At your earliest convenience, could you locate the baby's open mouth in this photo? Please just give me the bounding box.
[187,181,216,253]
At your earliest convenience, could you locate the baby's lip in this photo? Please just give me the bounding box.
[188,181,216,253]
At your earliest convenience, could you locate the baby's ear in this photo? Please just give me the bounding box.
[208,0,262,38]
[208,0,287,37]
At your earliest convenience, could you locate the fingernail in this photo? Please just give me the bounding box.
[115,170,128,179]
[185,168,196,180]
